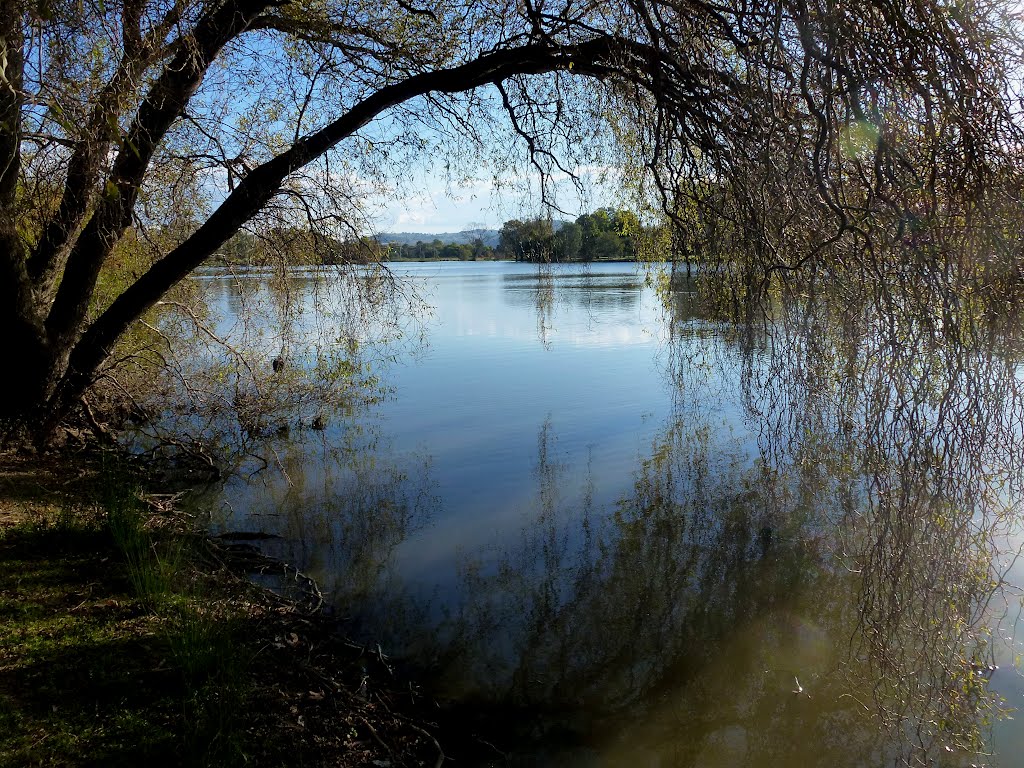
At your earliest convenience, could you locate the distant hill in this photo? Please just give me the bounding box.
[376,229,500,247]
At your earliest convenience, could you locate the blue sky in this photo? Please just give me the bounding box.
[375,167,619,233]
[377,177,506,233]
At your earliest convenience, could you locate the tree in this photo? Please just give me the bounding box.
[1,0,1020,440]
[499,218,556,261]
[470,237,489,260]
[552,220,582,262]
[577,209,634,261]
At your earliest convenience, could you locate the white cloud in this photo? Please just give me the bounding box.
[395,209,429,227]
[373,165,622,233]
[377,183,501,233]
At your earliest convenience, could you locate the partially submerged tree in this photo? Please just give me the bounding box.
[1,0,1021,439]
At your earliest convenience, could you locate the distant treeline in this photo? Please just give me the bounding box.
[390,208,642,262]
[213,208,643,265]
[498,208,639,262]
[387,238,497,261]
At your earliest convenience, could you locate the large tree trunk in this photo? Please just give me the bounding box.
[0,2,55,433]
[0,0,278,442]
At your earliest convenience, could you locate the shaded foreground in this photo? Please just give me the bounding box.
[0,450,490,767]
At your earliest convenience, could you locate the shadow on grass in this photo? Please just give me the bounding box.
[0,499,253,768]
[0,459,452,768]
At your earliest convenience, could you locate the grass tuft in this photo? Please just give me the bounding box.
[0,466,254,768]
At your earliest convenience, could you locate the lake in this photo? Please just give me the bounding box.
[175,260,1024,766]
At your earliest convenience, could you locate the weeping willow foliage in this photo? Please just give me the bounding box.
[1,0,1022,435]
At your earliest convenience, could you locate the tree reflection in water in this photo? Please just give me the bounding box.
[732,279,1024,762]
[400,281,1024,767]
[194,266,1024,767]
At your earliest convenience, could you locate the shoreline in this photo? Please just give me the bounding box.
[0,449,473,767]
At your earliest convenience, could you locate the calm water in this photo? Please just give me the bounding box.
[175,261,1024,766]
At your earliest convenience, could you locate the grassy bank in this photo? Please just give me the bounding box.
[0,452,451,767]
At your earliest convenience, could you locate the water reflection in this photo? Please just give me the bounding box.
[494,266,644,350]
[215,429,437,607]
[501,269,643,312]
[722,283,1024,765]
[186,263,1024,767]
[137,265,425,456]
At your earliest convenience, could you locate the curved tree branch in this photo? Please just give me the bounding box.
[54,36,640,418]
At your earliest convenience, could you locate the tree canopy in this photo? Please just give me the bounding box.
[1,0,1022,438]
[498,209,638,262]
